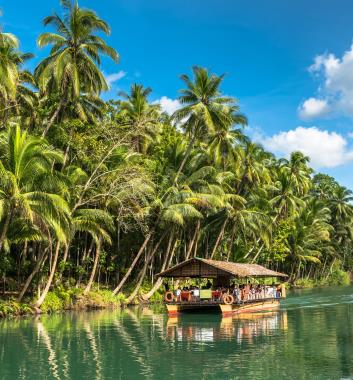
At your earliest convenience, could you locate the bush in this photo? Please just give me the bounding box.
[81,288,124,308]
[40,291,65,313]
[294,278,316,288]
[327,268,351,286]
[0,300,32,317]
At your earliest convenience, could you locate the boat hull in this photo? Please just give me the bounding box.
[166,299,280,316]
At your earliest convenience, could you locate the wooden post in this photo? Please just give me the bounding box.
[281,283,286,298]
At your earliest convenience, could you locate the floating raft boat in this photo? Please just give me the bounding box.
[157,257,288,316]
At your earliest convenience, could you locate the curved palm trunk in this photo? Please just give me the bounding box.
[112,230,154,295]
[251,243,265,263]
[59,242,70,279]
[210,218,228,259]
[17,249,46,302]
[186,221,200,260]
[0,209,12,253]
[126,232,167,304]
[142,237,178,301]
[77,239,94,287]
[42,97,66,137]
[173,222,200,290]
[34,242,60,308]
[244,214,278,260]
[173,135,196,185]
[84,238,102,295]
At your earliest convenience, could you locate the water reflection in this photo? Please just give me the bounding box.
[1,287,353,380]
[166,311,288,343]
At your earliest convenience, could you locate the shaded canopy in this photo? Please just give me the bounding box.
[157,257,288,279]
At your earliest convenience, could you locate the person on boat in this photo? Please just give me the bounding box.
[265,285,272,298]
[255,285,262,299]
[176,287,181,302]
[206,279,212,289]
[233,285,241,302]
[193,286,200,300]
[250,285,256,300]
[272,283,277,298]
[243,282,250,301]
[239,284,244,300]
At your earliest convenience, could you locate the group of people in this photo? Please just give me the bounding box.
[167,282,282,303]
[229,283,282,302]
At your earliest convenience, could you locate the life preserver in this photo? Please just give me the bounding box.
[223,294,234,305]
[164,291,174,302]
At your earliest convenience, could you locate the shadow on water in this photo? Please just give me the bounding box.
[1,286,353,379]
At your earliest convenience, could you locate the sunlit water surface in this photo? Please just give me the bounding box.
[1,286,353,379]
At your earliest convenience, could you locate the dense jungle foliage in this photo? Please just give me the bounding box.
[0,0,352,312]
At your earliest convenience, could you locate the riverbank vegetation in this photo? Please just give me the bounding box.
[0,1,352,316]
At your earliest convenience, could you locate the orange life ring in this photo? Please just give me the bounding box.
[223,294,234,305]
[164,291,174,302]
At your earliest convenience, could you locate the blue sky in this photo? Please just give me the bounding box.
[2,0,353,188]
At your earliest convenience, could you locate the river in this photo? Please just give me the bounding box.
[1,286,353,379]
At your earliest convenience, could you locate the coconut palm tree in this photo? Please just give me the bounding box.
[286,198,332,281]
[0,32,34,123]
[235,142,271,196]
[279,151,312,196]
[0,32,20,102]
[172,66,246,183]
[0,125,70,253]
[118,84,161,153]
[35,0,119,135]
[207,108,249,170]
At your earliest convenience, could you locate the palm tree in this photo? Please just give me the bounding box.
[207,114,248,170]
[0,32,34,123]
[118,84,161,153]
[286,198,332,281]
[0,125,70,253]
[279,151,312,196]
[79,208,113,294]
[172,66,245,184]
[235,142,271,195]
[269,171,305,221]
[35,0,119,135]
[0,32,20,102]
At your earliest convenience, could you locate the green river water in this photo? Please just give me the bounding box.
[1,286,353,379]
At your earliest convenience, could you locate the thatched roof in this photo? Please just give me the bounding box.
[157,257,287,278]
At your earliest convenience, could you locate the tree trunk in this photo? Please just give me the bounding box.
[173,134,196,185]
[142,238,178,301]
[59,242,70,279]
[84,238,102,295]
[210,218,228,259]
[17,249,46,302]
[112,230,154,295]
[125,232,167,303]
[42,97,66,137]
[77,238,94,287]
[34,242,61,308]
[186,221,200,260]
[62,130,73,168]
[0,209,12,253]
[251,243,265,263]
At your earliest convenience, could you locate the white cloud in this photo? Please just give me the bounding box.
[105,70,126,86]
[154,96,181,115]
[299,98,330,120]
[263,126,353,168]
[301,43,353,119]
